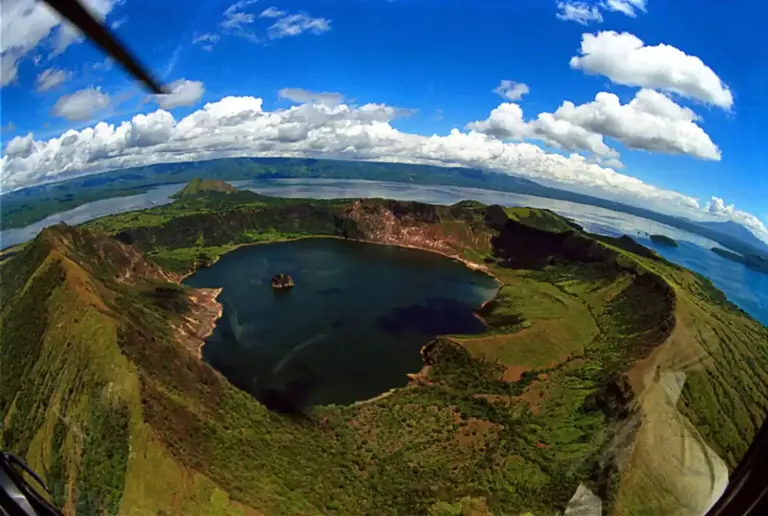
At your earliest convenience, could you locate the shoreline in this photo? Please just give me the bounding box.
[179,287,223,361]
[179,234,503,286]
[198,288,223,360]
[177,234,352,281]
[179,234,504,406]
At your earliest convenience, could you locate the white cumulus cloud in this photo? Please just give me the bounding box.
[128,111,176,147]
[570,31,734,109]
[493,80,530,101]
[466,103,529,141]
[468,89,720,161]
[529,112,618,158]
[536,89,720,160]
[3,132,35,158]
[155,79,206,109]
[51,87,111,121]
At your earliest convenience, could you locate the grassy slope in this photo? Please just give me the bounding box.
[0,227,258,516]
[172,178,237,197]
[2,189,766,515]
[503,207,579,234]
[607,246,768,515]
[77,192,768,513]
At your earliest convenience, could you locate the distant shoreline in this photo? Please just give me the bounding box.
[4,157,766,258]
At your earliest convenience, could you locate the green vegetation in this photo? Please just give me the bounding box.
[649,234,679,247]
[461,269,598,375]
[504,207,580,234]
[172,177,237,197]
[1,182,766,516]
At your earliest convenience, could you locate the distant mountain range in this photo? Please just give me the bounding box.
[695,221,768,255]
[3,157,767,259]
[520,186,768,258]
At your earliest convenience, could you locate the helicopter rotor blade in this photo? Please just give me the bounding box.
[42,0,166,94]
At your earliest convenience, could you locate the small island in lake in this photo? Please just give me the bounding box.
[712,248,768,274]
[271,273,295,289]
[650,234,679,247]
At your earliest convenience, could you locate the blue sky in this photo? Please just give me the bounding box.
[1,0,767,240]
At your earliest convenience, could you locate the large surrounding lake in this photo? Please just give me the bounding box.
[2,178,766,326]
[0,184,184,250]
[183,238,498,409]
[237,179,768,326]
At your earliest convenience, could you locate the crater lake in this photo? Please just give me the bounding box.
[182,237,499,410]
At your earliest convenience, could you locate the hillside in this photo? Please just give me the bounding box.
[0,224,235,515]
[1,187,767,515]
[172,177,237,198]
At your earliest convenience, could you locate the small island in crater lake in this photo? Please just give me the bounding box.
[650,234,679,247]
[2,179,766,516]
[271,272,295,289]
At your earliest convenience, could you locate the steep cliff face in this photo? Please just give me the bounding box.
[345,198,493,258]
[121,202,345,253]
[36,223,177,284]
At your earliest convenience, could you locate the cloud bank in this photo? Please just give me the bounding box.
[0,95,694,205]
[2,94,764,242]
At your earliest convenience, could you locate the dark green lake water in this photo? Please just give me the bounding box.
[182,238,498,410]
